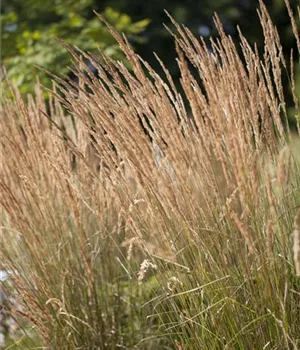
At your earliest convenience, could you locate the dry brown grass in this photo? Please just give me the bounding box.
[1,1,300,349]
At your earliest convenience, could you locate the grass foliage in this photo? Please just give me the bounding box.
[1,1,300,349]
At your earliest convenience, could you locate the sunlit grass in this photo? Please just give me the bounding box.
[1,1,300,349]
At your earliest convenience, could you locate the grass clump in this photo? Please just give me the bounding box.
[1,1,300,349]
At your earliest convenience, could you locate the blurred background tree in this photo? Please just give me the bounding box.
[1,0,150,94]
[1,0,299,121]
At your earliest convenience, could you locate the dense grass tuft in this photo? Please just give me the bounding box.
[1,1,300,349]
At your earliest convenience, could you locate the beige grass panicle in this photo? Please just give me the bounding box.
[292,209,300,276]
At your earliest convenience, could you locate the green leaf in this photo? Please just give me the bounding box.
[1,2,148,95]
[129,19,151,34]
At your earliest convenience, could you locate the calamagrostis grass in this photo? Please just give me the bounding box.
[292,209,300,276]
[1,1,300,349]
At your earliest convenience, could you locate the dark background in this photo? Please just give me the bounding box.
[1,0,299,111]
